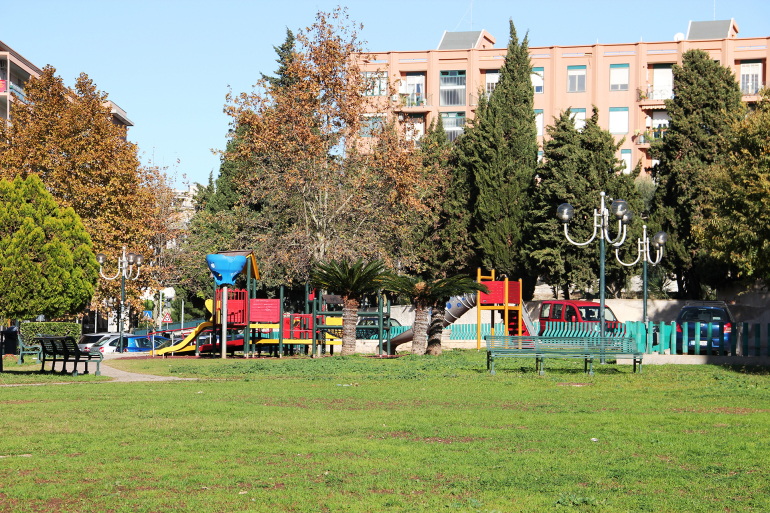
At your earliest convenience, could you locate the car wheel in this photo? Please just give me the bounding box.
[123,348,129,353]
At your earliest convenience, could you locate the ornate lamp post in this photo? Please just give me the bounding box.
[615,226,667,323]
[557,191,633,336]
[96,247,144,353]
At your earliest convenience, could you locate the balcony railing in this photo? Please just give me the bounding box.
[634,129,667,144]
[393,93,431,109]
[637,86,674,101]
[9,82,27,102]
[742,82,765,96]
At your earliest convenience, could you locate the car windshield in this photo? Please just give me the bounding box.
[577,306,616,322]
[679,308,727,323]
[81,335,105,344]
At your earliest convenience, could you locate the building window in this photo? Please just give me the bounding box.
[360,114,385,137]
[363,72,387,96]
[441,112,466,142]
[569,108,586,131]
[620,149,632,174]
[609,107,629,134]
[651,110,670,139]
[399,72,426,107]
[651,64,674,100]
[567,65,586,93]
[535,109,544,136]
[439,70,466,106]
[532,67,544,94]
[741,61,763,95]
[406,114,425,142]
[485,71,500,96]
[610,63,629,91]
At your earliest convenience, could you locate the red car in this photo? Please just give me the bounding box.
[538,300,619,335]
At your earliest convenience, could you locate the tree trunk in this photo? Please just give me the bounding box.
[411,305,429,355]
[341,298,359,356]
[425,307,444,356]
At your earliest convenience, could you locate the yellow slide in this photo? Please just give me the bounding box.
[155,322,213,355]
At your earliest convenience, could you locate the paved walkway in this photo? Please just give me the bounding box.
[92,355,197,383]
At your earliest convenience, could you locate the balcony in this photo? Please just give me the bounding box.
[9,82,27,103]
[392,93,432,111]
[742,82,765,100]
[637,86,674,102]
[634,128,666,146]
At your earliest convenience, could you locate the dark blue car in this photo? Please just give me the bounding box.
[675,304,735,355]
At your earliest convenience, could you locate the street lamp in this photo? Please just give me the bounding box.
[96,247,144,353]
[615,226,667,322]
[557,191,632,336]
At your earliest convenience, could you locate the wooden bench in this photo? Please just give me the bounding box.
[485,335,643,376]
[34,336,103,377]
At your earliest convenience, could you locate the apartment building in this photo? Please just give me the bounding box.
[358,19,768,172]
[0,38,133,131]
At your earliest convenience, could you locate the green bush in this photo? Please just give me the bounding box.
[18,322,81,343]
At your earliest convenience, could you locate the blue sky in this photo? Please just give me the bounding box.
[4,0,770,188]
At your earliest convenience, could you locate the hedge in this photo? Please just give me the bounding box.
[18,322,81,343]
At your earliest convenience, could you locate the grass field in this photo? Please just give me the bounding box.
[1,351,770,512]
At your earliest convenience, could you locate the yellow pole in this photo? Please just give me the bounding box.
[476,268,482,350]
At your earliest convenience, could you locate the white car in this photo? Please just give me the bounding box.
[77,332,118,352]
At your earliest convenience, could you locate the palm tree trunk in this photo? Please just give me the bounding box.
[411,305,429,355]
[426,307,444,356]
[341,298,359,356]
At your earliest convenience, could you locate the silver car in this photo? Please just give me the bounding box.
[77,332,118,352]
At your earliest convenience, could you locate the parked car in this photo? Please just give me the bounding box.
[538,300,619,335]
[77,332,118,353]
[675,302,735,354]
[120,335,172,353]
[356,317,402,339]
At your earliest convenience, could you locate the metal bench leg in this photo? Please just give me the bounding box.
[539,357,545,376]
[490,357,495,376]
[94,358,101,376]
[588,357,594,376]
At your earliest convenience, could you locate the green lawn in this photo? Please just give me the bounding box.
[1,351,769,512]
[0,356,110,385]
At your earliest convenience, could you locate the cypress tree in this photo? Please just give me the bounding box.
[650,49,743,299]
[528,108,644,299]
[0,175,98,319]
[456,20,538,296]
[262,28,297,90]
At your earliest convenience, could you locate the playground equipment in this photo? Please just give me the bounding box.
[388,269,536,353]
[475,268,534,350]
[154,250,396,358]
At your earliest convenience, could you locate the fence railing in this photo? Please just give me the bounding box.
[133,318,207,336]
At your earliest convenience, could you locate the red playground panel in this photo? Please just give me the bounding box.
[479,281,521,305]
[250,299,280,323]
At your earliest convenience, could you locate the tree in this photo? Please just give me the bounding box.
[527,108,644,298]
[405,117,475,279]
[309,258,390,355]
[697,91,770,285]
[649,49,744,299]
[224,8,429,284]
[0,66,160,310]
[455,20,538,297]
[261,28,298,90]
[384,274,486,355]
[0,175,98,319]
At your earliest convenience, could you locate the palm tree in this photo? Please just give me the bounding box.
[309,258,390,356]
[385,274,487,355]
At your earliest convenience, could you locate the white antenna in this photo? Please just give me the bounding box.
[453,0,474,31]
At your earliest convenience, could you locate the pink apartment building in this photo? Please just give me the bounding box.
[357,19,768,172]
[0,38,134,130]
